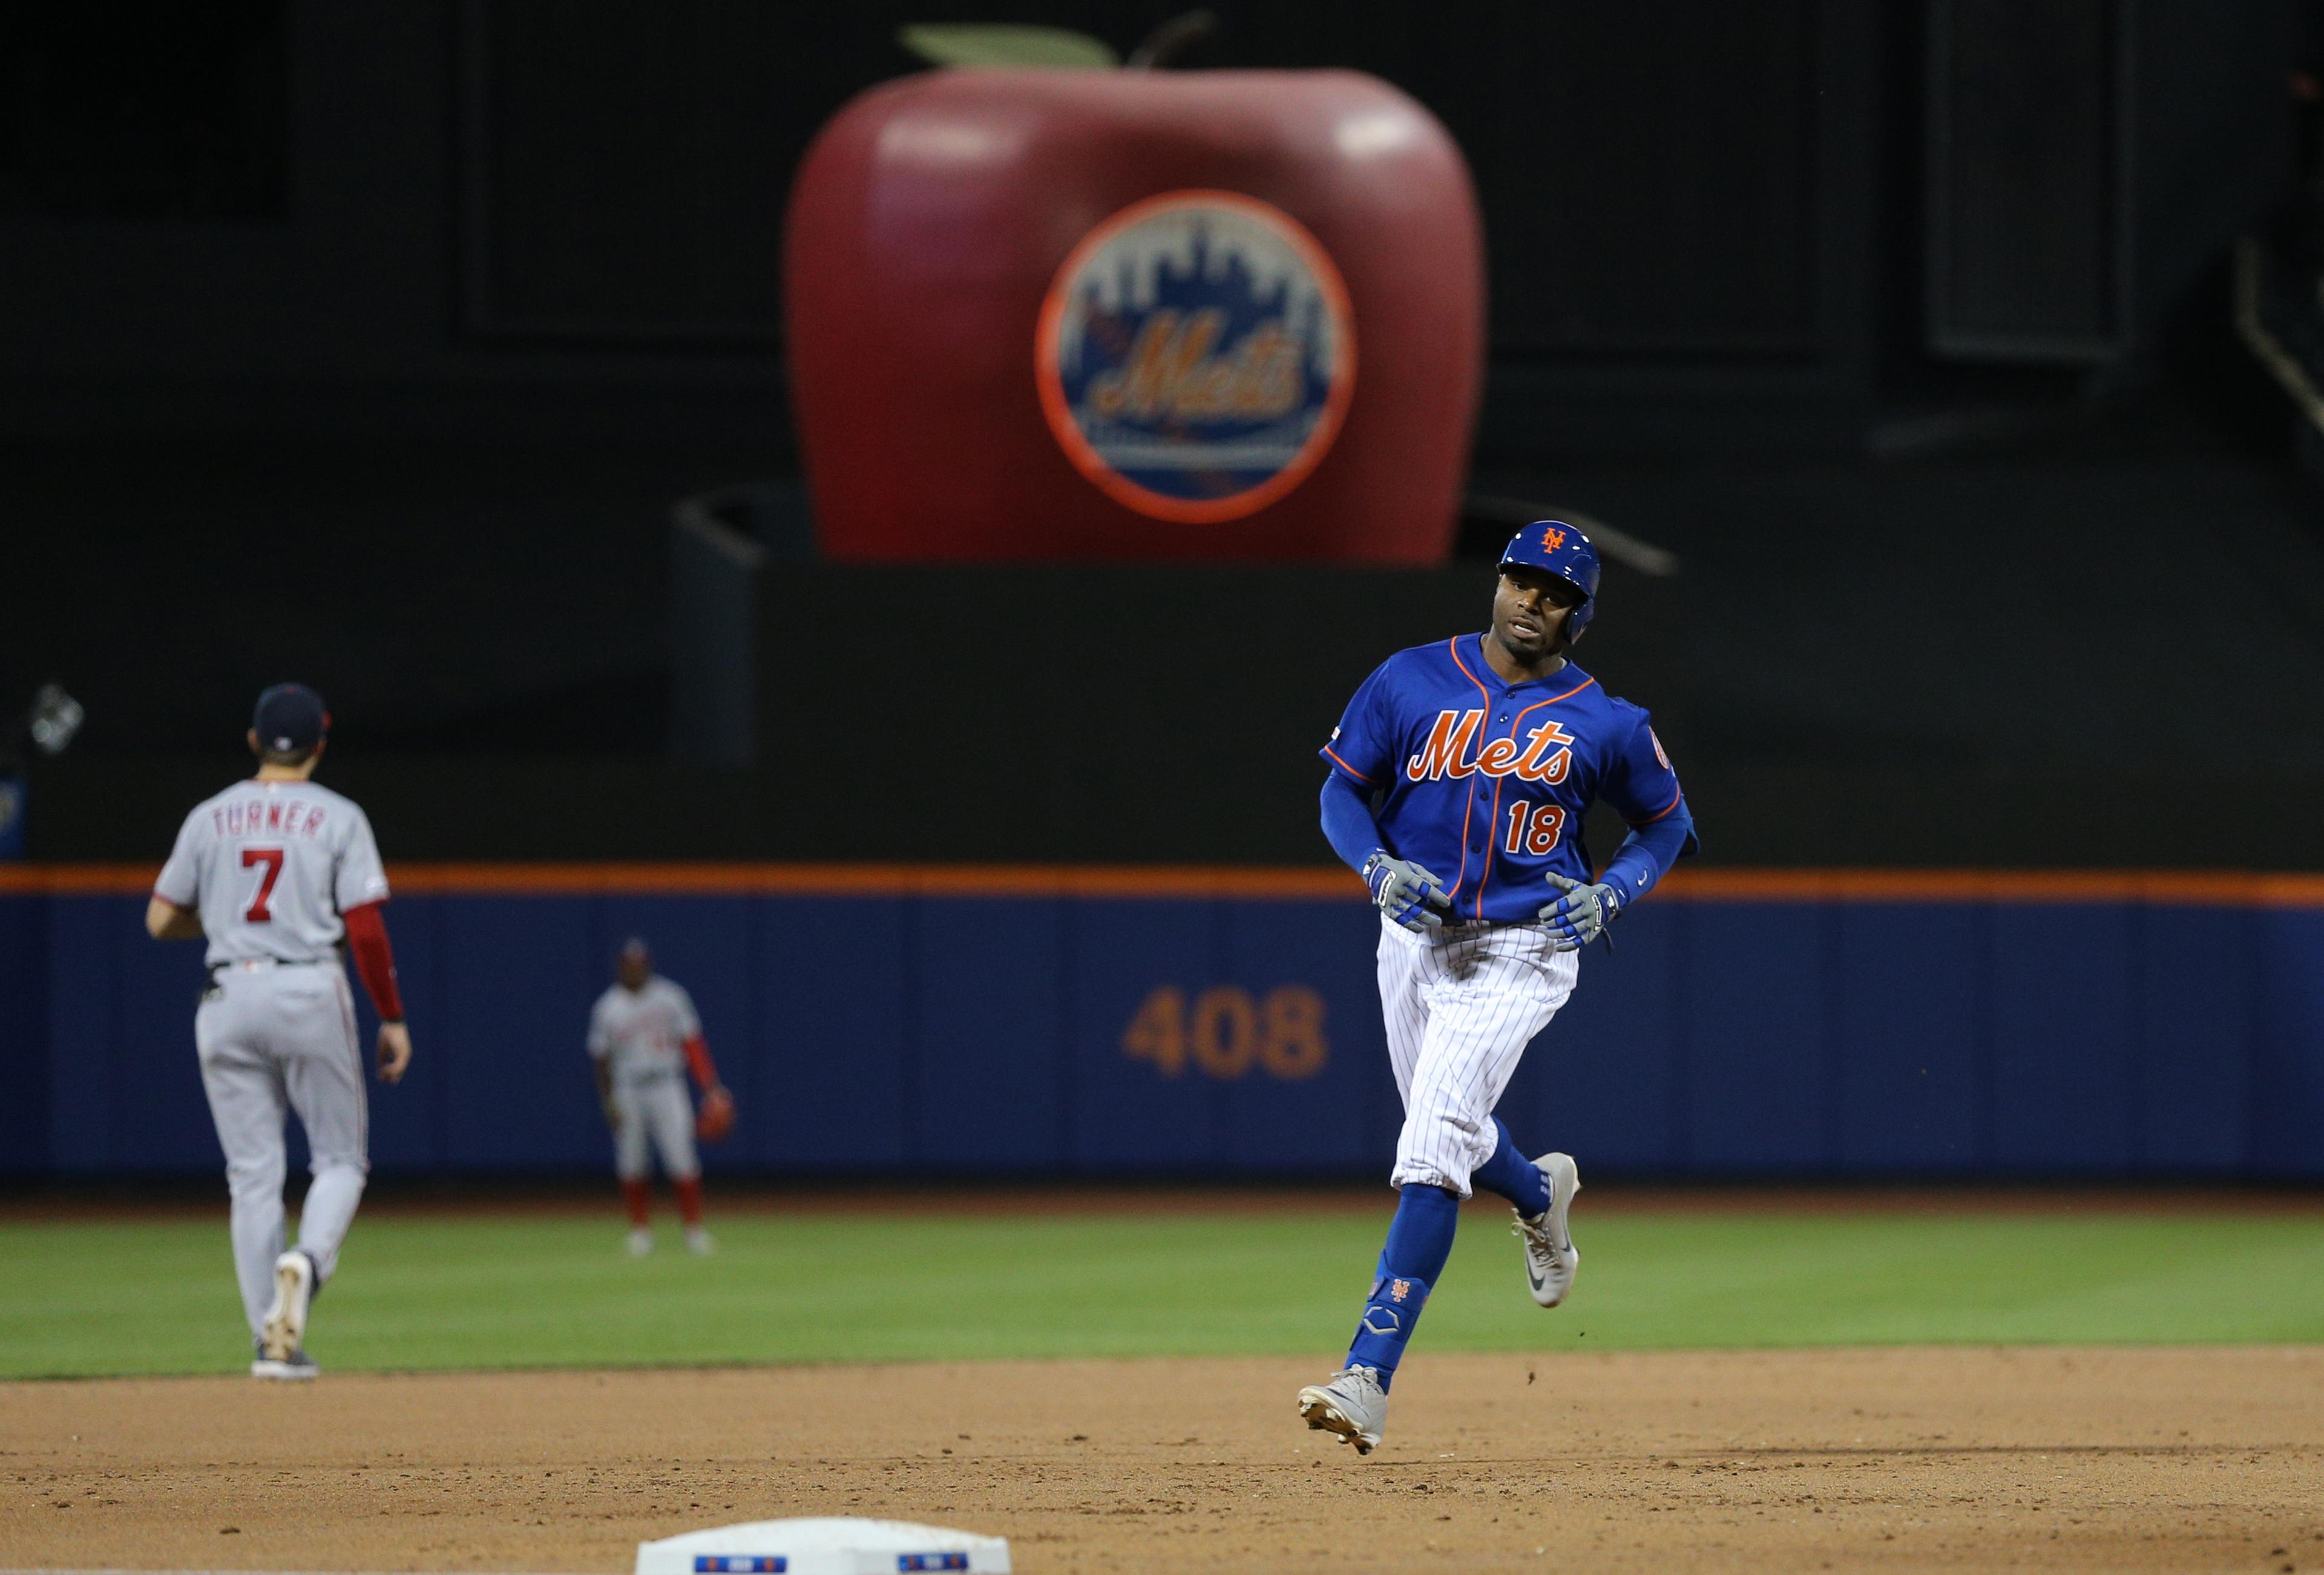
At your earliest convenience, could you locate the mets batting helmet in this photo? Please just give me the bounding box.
[1498,522,1602,645]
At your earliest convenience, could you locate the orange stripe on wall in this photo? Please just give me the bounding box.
[4,863,2323,906]
[1659,868,2324,906]
[388,863,1370,899]
[0,862,1367,900]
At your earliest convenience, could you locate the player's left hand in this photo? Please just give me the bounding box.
[696,1084,737,1143]
[376,1020,412,1084]
[1540,874,1622,951]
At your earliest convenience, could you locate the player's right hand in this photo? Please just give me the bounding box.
[1364,853,1451,932]
[376,1021,412,1084]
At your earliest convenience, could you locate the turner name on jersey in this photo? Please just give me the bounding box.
[156,779,390,966]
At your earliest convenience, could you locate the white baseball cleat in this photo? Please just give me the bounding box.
[251,1338,320,1381]
[684,1226,715,1256]
[626,1227,655,1257]
[260,1249,314,1363]
[1513,1151,1581,1308]
[1297,1365,1388,1455]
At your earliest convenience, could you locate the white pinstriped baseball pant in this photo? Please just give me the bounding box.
[1377,914,1580,1197]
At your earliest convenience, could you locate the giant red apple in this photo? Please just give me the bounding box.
[784,67,1483,563]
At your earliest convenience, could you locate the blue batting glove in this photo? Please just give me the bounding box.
[1364,852,1451,933]
[1540,873,1622,951]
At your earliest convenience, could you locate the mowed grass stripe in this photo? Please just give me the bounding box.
[1,1208,2319,1379]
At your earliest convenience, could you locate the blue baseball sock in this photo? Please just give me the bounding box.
[1470,1118,1550,1217]
[1345,1184,1460,1388]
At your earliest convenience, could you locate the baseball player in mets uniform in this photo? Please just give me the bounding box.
[146,684,410,1380]
[1296,523,1698,1453]
[589,938,730,1256]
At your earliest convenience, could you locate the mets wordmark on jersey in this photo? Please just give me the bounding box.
[1322,635,1687,924]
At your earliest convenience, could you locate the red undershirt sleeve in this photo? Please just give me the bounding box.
[343,901,405,1022]
[683,1034,720,1091]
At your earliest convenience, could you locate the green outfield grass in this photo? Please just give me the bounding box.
[2,1203,2320,1379]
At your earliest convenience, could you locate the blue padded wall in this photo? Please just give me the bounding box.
[914,898,1067,1171]
[0,890,51,1173]
[4,883,2319,1180]
[1834,904,1983,1172]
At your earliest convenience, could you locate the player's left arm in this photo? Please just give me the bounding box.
[681,1041,721,1093]
[673,988,724,1095]
[672,987,736,1138]
[335,808,410,1082]
[1541,714,1698,949]
[343,903,412,1083]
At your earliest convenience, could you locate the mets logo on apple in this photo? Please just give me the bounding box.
[1036,189,1356,525]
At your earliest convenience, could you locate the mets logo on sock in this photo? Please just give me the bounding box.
[1036,190,1356,526]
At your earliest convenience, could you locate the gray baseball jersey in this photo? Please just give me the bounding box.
[156,779,390,963]
[156,775,388,1343]
[588,977,701,1084]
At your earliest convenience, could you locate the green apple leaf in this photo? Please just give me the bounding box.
[898,24,1120,69]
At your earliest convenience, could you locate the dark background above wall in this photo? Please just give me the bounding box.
[22,541,2324,869]
[7,1,2324,870]
[0,0,2299,447]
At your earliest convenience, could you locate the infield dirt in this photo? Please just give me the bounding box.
[5,1347,2320,1574]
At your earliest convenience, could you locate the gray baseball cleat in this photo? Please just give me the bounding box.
[1297,1365,1388,1455]
[260,1249,315,1363]
[251,1338,320,1381]
[1513,1151,1581,1308]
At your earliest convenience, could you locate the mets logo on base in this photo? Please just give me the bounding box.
[1035,189,1356,526]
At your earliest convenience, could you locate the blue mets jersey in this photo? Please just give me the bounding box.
[1321,635,1690,923]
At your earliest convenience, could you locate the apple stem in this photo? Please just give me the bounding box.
[1126,10,1217,69]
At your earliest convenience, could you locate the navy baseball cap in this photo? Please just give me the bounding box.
[252,683,330,753]
[1498,522,1603,642]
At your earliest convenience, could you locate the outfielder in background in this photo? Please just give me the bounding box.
[146,684,410,1380]
[1298,523,1698,1453]
[588,938,734,1256]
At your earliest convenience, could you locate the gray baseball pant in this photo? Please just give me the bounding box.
[612,1070,699,1181]
[194,963,370,1338]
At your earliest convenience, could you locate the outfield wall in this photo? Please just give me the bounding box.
[2,866,2321,1181]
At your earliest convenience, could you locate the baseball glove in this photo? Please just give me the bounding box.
[695,1084,737,1143]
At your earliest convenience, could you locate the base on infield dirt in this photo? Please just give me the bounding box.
[635,1517,1010,1575]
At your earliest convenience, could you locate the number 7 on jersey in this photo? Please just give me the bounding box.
[240,846,284,922]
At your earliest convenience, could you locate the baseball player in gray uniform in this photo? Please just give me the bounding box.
[589,938,731,1256]
[146,684,410,1380]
